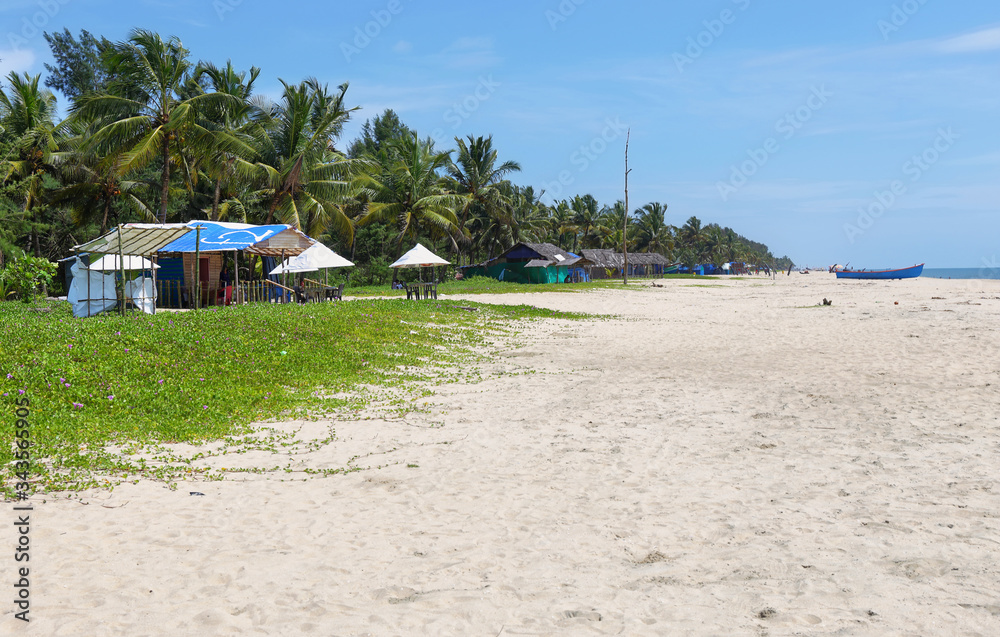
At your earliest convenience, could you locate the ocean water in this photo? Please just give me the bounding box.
[922,267,1000,280]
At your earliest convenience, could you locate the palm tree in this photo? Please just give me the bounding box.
[50,119,155,233]
[252,78,362,241]
[508,185,549,245]
[595,200,632,251]
[71,29,241,223]
[446,134,521,263]
[0,72,60,256]
[192,61,262,221]
[635,202,674,257]
[358,132,463,252]
[570,194,602,251]
[547,200,577,249]
[703,225,724,263]
[679,215,706,260]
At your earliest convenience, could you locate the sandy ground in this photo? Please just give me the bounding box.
[4,273,1000,636]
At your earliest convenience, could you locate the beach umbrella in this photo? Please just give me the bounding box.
[269,243,354,275]
[390,243,450,282]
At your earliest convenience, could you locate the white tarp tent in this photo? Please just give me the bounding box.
[67,257,117,318]
[88,254,160,271]
[390,244,450,268]
[269,243,354,275]
[123,276,156,314]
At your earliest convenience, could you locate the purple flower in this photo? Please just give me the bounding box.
[202,405,208,409]
[59,378,65,382]
[64,383,70,388]
[5,374,11,379]
[107,395,114,400]
[72,402,83,409]
[158,380,164,384]
[18,390,25,395]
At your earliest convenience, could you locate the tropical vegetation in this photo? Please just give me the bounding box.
[0,28,793,293]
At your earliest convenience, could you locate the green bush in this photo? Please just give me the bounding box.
[0,252,56,303]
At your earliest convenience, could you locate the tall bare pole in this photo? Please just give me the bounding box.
[623,129,631,285]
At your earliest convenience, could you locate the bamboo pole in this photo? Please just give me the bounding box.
[117,225,127,315]
[623,129,631,286]
[86,253,92,317]
[150,252,158,315]
[233,250,240,305]
[194,226,202,310]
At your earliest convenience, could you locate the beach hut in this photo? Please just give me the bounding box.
[462,242,578,284]
[578,249,623,280]
[149,221,315,307]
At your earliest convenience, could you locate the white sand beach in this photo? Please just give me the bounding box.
[5,273,1000,636]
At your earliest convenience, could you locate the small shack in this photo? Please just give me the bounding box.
[462,242,579,284]
[144,221,315,307]
[578,249,623,280]
[627,252,673,276]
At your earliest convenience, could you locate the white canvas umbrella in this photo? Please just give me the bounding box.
[390,243,450,283]
[87,254,159,271]
[390,243,450,268]
[269,243,354,275]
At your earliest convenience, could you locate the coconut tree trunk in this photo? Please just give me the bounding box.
[265,194,280,225]
[159,137,170,224]
[212,178,222,221]
[101,200,111,234]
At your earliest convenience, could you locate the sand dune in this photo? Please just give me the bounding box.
[5,273,1000,635]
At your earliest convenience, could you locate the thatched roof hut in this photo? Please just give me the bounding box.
[462,242,580,283]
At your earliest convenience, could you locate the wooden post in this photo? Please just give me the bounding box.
[233,249,240,305]
[86,254,92,317]
[150,252,158,315]
[117,225,127,315]
[194,225,202,310]
[280,249,286,303]
[623,129,631,286]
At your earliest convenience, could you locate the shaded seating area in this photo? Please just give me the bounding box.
[270,243,353,304]
[404,281,438,300]
[391,244,449,300]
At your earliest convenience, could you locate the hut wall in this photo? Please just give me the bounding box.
[181,252,224,304]
[156,257,185,308]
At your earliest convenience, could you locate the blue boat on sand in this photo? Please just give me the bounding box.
[835,264,924,280]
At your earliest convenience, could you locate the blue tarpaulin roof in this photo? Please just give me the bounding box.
[156,221,293,253]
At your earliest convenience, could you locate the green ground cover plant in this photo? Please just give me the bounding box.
[1,298,584,496]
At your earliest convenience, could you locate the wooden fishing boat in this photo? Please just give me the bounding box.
[835,263,923,280]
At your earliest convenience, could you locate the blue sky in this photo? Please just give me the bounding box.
[2,0,999,267]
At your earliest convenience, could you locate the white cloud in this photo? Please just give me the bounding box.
[936,26,1000,53]
[435,36,501,69]
[0,48,37,77]
[392,40,412,54]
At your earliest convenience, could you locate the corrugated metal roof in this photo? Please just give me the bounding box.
[73,225,193,256]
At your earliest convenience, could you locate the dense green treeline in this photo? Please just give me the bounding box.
[0,28,793,288]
